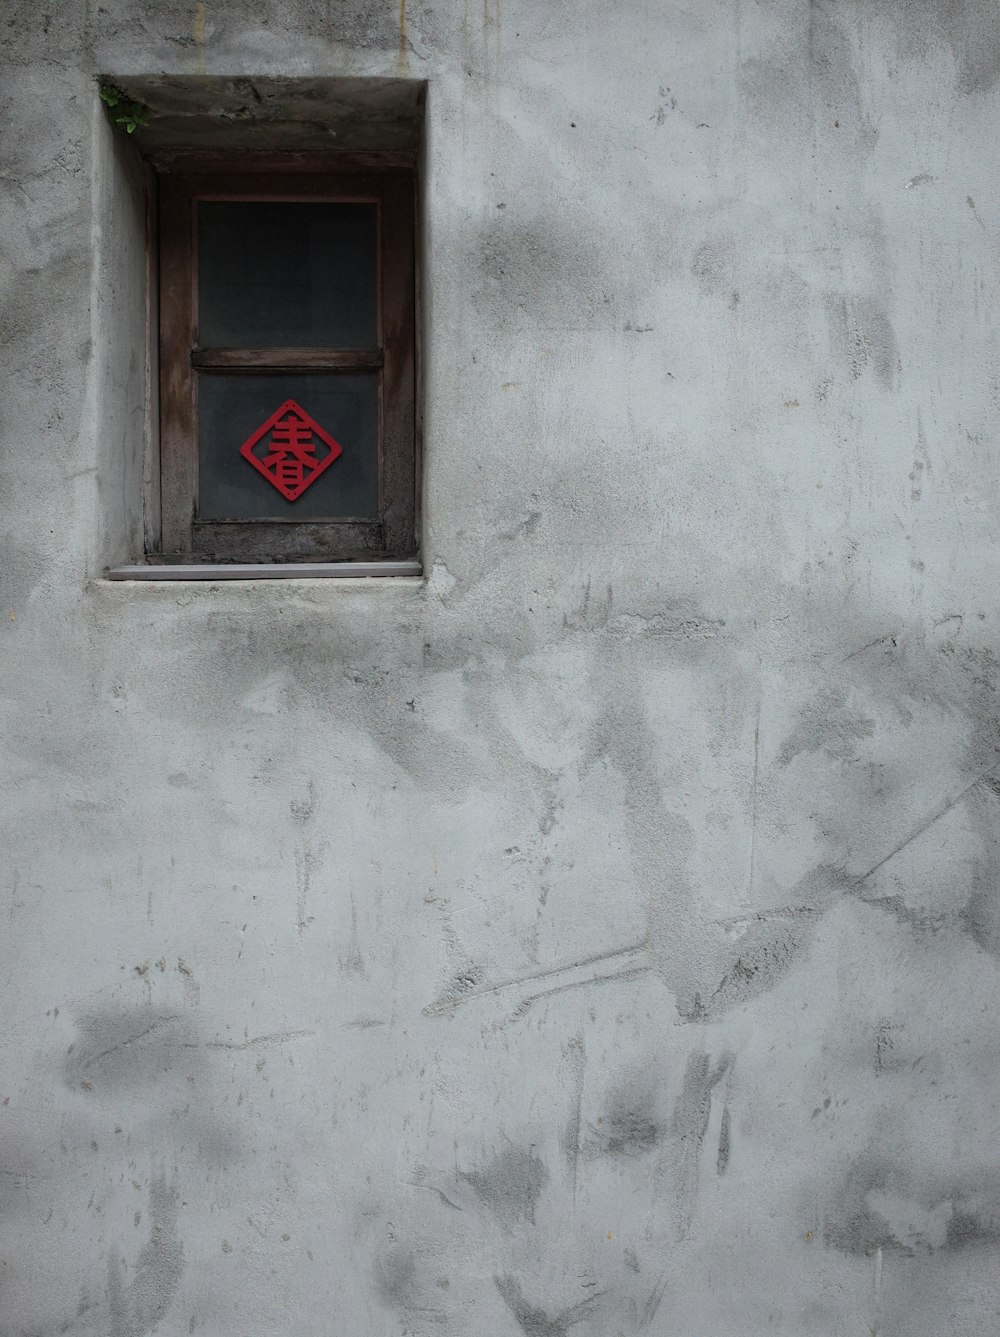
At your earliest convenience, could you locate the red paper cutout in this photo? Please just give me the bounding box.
[239,399,343,501]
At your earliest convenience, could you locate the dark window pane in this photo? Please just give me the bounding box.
[198,202,377,348]
[198,374,378,520]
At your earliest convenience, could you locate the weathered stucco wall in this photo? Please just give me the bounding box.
[2,2,1000,1334]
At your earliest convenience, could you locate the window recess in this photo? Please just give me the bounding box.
[156,156,417,566]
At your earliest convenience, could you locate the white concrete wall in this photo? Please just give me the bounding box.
[2,3,1000,1334]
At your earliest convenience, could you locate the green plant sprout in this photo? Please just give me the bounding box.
[98,83,150,135]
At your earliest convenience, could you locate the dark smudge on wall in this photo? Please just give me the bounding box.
[107,1175,184,1337]
[459,1144,550,1228]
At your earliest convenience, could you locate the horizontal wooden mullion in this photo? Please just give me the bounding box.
[192,348,383,371]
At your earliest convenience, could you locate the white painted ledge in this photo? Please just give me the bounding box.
[107,561,423,581]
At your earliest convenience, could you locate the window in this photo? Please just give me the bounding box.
[156,154,417,568]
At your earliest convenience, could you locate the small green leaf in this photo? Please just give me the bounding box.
[100,82,149,135]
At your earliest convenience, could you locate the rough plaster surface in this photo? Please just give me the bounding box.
[2,2,1000,1334]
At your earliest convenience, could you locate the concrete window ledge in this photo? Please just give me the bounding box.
[107,561,423,581]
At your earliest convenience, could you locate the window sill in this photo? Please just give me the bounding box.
[106,561,422,582]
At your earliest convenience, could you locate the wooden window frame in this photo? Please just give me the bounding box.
[156,152,417,565]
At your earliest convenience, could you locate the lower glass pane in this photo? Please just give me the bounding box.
[198,373,378,521]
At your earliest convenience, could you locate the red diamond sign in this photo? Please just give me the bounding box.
[239,399,343,502]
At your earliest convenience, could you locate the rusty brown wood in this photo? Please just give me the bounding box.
[379,171,417,559]
[142,159,162,552]
[192,348,384,371]
[158,175,197,554]
[190,520,384,562]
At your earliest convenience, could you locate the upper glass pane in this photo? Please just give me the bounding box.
[197,202,377,348]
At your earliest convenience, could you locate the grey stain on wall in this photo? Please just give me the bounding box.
[494,1274,603,1337]
[471,219,620,332]
[716,1104,732,1176]
[739,3,877,151]
[682,898,829,1022]
[374,1245,418,1309]
[583,1068,663,1162]
[857,0,1000,95]
[824,1154,1000,1256]
[373,1243,449,1327]
[460,1144,550,1228]
[960,872,1000,957]
[590,643,833,1021]
[825,294,900,389]
[668,1050,734,1239]
[954,780,1000,961]
[65,1006,201,1092]
[560,1032,586,1194]
[107,1175,184,1337]
[691,236,737,297]
[776,687,876,766]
